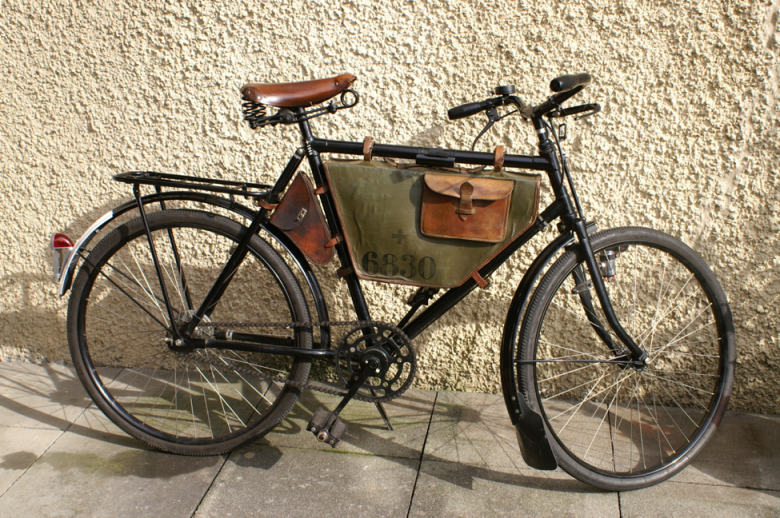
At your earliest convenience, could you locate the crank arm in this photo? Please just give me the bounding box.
[308,358,379,448]
[332,359,379,416]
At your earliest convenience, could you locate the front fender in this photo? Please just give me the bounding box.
[499,222,599,470]
[498,230,576,470]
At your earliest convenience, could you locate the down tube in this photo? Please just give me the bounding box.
[401,201,565,340]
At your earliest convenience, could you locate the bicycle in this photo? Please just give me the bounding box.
[51,73,735,491]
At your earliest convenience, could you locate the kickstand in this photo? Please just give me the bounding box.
[374,401,394,431]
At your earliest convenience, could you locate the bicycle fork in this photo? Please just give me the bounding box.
[570,218,647,367]
[538,119,646,367]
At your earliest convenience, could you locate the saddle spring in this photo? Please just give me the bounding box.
[241,95,269,129]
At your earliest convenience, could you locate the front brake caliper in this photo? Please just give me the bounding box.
[598,249,618,281]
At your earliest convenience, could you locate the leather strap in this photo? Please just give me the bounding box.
[456,181,476,220]
[493,145,506,172]
[383,143,511,174]
[257,199,279,210]
[363,136,374,162]
[325,235,343,248]
[472,272,490,289]
[337,266,354,278]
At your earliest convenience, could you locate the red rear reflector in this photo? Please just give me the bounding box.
[52,233,75,249]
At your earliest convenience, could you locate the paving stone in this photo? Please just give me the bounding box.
[620,482,780,517]
[0,407,226,518]
[264,387,436,459]
[408,459,620,518]
[195,445,419,518]
[423,391,780,493]
[423,391,530,470]
[0,364,777,517]
[0,363,93,430]
[675,411,780,490]
[0,426,62,495]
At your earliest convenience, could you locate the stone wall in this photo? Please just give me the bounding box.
[1,0,778,412]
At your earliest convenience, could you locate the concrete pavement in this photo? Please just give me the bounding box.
[0,361,778,517]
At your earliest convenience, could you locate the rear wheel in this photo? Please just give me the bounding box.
[68,209,312,455]
[518,227,735,490]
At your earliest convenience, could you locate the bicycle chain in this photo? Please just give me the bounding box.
[187,320,414,403]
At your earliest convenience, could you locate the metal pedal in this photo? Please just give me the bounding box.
[308,407,348,447]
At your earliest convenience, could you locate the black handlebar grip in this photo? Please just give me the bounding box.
[448,100,493,120]
[550,73,593,93]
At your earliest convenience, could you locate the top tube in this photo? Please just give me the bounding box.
[308,139,551,172]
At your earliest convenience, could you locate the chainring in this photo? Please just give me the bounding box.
[335,324,417,402]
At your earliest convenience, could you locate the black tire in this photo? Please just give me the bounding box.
[68,209,312,455]
[518,227,735,490]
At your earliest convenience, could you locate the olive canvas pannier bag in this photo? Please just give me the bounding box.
[324,160,540,288]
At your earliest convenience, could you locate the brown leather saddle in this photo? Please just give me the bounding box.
[241,74,357,108]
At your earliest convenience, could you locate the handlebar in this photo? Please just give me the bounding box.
[448,99,500,120]
[447,73,594,121]
[532,85,587,118]
[550,73,592,93]
[548,102,601,119]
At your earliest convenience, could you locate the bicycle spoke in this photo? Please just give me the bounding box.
[649,315,715,363]
[551,299,609,332]
[72,211,311,450]
[538,339,610,361]
[208,359,267,420]
[91,264,170,330]
[128,247,169,326]
[521,230,732,486]
[538,362,602,384]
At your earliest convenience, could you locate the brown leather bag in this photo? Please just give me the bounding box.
[420,173,514,243]
[270,173,335,265]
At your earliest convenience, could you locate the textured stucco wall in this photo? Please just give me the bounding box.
[1,0,778,412]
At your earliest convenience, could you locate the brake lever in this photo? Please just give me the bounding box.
[549,103,602,121]
[470,107,500,151]
[574,107,600,121]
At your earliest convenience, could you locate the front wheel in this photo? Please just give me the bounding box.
[67,209,312,455]
[517,227,735,490]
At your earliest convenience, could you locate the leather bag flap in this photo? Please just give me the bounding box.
[271,174,316,231]
[270,173,334,265]
[423,173,513,201]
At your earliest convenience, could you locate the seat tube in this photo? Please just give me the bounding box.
[297,117,373,322]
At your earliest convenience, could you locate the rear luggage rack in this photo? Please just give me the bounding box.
[114,171,272,199]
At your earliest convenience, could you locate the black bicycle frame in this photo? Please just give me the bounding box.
[137,108,645,365]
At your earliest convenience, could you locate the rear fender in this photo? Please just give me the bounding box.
[56,192,330,346]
